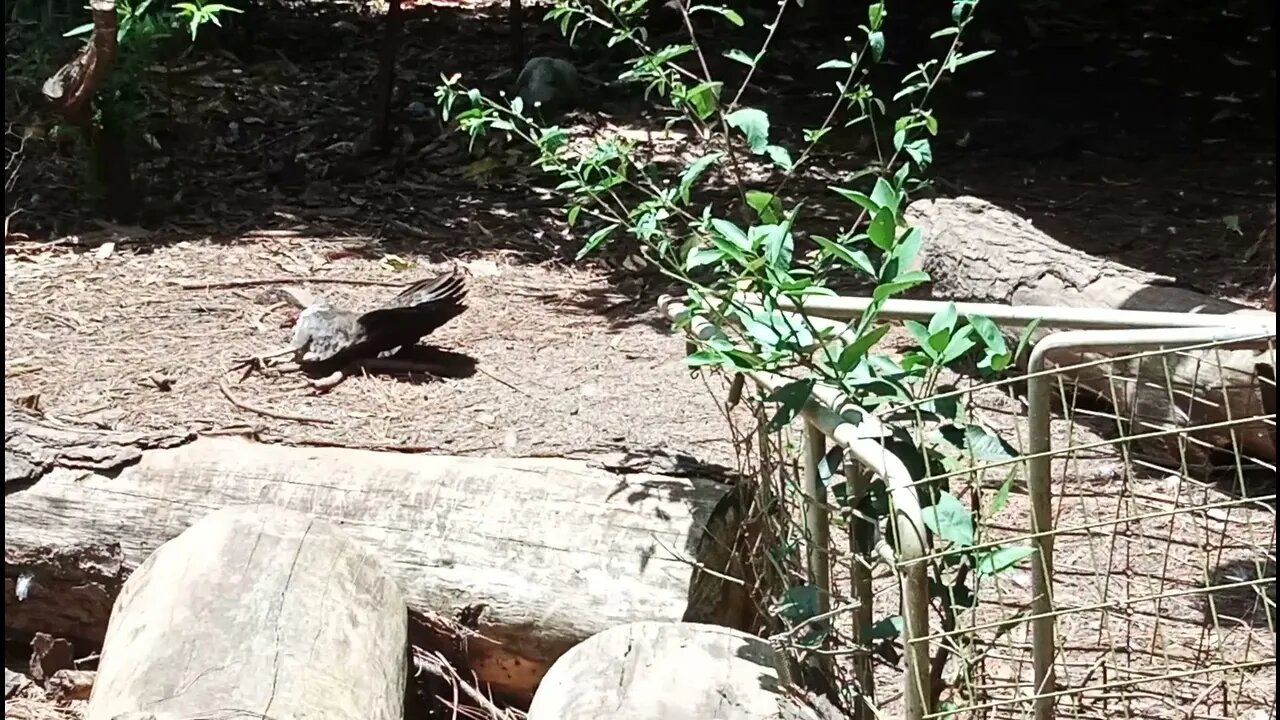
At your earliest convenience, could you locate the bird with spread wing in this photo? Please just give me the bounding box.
[238,267,469,389]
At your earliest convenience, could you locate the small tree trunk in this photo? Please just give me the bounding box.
[93,103,138,222]
[42,0,139,222]
[509,0,524,68]
[371,0,407,153]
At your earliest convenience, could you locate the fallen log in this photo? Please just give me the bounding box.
[527,621,830,720]
[82,505,405,720]
[4,426,749,702]
[906,196,1276,469]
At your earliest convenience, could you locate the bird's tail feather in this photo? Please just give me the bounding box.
[393,268,468,309]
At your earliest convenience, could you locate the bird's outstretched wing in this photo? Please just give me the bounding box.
[356,268,469,342]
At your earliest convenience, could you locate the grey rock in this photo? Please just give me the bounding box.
[515,56,581,117]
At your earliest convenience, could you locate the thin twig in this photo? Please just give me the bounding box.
[254,301,287,332]
[176,276,405,291]
[475,366,533,397]
[218,372,333,424]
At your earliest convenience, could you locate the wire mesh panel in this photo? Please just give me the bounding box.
[926,333,1277,720]
[663,295,1275,720]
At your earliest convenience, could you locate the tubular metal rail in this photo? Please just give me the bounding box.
[659,293,1276,720]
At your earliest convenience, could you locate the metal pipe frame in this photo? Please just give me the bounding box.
[658,295,933,718]
[1025,325,1277,720]
[745,293,1277,331]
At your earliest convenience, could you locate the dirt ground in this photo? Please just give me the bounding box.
[4,242,742,461]
[3,0,1275,717]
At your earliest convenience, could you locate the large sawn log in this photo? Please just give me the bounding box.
[4,429,750,702]
[906,196,1276,468]
[85,505,406,720]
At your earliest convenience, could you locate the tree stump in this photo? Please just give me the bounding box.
[527,621,828,720]
[84,505,407,720]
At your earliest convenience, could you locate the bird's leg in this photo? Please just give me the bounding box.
[233,344,299,372]
[307,370,348,394]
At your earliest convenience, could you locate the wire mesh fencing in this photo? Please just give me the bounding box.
[664,295,1276,720]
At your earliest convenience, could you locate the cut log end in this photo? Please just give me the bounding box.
[84,505,407,720]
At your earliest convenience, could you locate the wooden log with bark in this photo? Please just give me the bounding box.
[527,621,833,720]
[4,418,751,702]
[82,505,406,720]
[906,196,1276,469]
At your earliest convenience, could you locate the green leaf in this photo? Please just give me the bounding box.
[966,314,1008,355]
[872,271,929,302]
[763,225,794,269]
[869,177,900,214]
[726,107,770,154]
[813,236,876,276]
[685,349,728,367]
[867,1,885,30]
[867,31,885,61]
[1013,319,1042,364]
[949,49,996,71]
[678,152,724,203]
[830,186,879,214]
[765,379,815,430]
[576,223,619,260]
[741,313,782,349]
[765,144,794,171]
[921,491,974,548]
[867,207,897,250]
[975,546,1036,576]
[868,615,904,640]
[709,233,749,266]
[691,4,744,26]
[939,325,977,364]
[63,22,94,36]
[686,81,722,120]
[904,138,933,167]
[891,226,924,268]
[684,245,723,271]
[928,303,958,337]
[709,218,751,250]
[837,323,891,372]
[892,82,930,102]
[903,321,936,361]
[723,48,756,67]
[963,424,1018,462]
[745,191,783,224]
[989,469,1017,516]
[817,58,853,70]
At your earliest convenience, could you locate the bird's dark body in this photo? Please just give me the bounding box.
[290,270,468,368]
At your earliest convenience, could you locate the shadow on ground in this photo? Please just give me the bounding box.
[5,0,1275,327]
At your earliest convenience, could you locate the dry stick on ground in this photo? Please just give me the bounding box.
[217,371,333,424]
[175,276,407,291]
